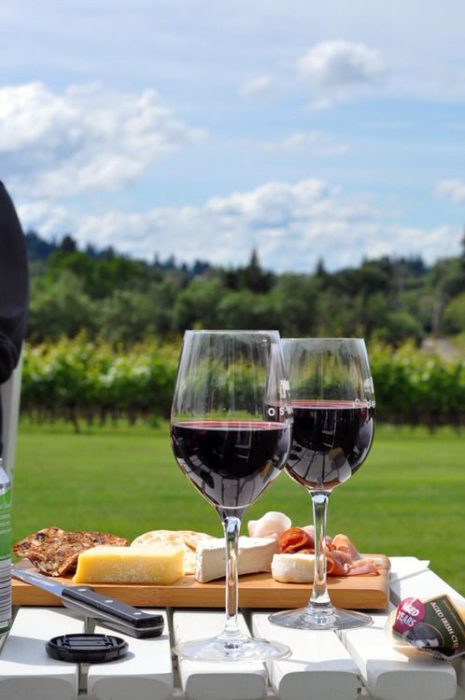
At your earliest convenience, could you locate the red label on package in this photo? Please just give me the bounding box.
[393,597,425,634]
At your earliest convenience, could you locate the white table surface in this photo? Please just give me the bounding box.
[1,557,465,700]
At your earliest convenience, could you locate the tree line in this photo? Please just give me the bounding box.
[26,230,465,346]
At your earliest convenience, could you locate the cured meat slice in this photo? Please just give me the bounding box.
[346,558,380,576]
[278,527,314,553]
[331,533,361,560]
[326,549,352,576]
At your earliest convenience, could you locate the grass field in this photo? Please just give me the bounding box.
[11,420,465,595]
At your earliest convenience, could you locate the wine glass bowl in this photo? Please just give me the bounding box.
[171,330,292,661]
[269,337,375,631]
[172,418,291,520]
[286,398,374,491]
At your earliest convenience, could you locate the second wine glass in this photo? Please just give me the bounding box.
[269,337,375,631]
[171,330,293,661]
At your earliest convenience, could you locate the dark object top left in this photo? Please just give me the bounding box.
[0,181,29,457]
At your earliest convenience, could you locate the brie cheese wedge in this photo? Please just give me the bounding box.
[195,536,277,583]
[271,553,315,583]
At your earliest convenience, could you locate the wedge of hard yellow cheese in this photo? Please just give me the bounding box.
[72,545,184,585]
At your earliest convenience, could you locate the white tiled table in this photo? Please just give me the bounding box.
[2,558,465,700]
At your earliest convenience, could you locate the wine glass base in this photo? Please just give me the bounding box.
[268,606,373,631]
[174,633,291,662]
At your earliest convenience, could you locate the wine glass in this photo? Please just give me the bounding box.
[269,338,375,631]
[170,330,293,661]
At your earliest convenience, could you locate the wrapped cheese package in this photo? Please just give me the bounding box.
[390,595,465,660]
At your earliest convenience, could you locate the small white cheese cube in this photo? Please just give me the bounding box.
[271,553,315,583]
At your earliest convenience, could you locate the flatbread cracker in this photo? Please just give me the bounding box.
[131,530,214,575]
[13,527,129,577]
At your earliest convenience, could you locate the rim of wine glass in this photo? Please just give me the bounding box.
[282,337,366,342]
[184,329,281,336]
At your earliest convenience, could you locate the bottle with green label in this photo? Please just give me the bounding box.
[0,459,12,635]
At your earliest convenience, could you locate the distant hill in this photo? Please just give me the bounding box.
[25,229,465,345]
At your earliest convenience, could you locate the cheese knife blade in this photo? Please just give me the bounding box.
[11,565,164,638]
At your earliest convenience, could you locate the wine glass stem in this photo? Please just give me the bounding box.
[310,492,333,609]
[223,515,242,637]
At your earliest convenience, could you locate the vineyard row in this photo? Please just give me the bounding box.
[19,337,465,430]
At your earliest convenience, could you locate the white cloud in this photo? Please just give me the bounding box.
[17,201,74,239]
[264,130,349,156]
[0,82,206,198]
[298,40,387,87]
[19,178,460,272]
[297,40,387,108]
[240,75,275,99]
[436,179,465,204]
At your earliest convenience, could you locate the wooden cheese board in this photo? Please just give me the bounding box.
[12,554,390,610]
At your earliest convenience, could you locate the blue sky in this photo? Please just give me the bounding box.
[1,0,464,271]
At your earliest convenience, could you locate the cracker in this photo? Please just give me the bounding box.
[13,527,129,577]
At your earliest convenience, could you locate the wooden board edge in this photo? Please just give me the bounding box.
[12,553,390,610]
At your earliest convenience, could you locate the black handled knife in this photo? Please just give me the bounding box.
[12,565,165,639]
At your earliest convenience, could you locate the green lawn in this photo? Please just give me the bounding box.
[11,420,465,595]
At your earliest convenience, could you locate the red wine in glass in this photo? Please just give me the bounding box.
[172,420,291,519]
[286,400,374,491]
